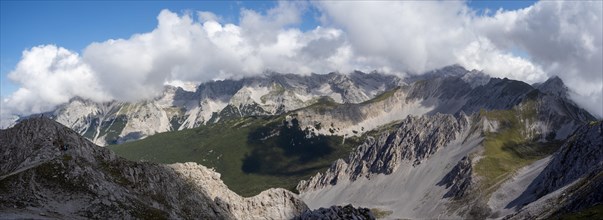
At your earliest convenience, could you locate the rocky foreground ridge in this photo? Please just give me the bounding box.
[0,117,309,219]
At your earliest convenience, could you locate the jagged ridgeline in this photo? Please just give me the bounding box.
[12,71,401,146]
[294,70,601,218]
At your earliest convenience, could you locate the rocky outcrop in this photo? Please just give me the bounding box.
[438,156,473,199]
[536,121,603,194]
[297,113,469,192]
[506,121,603,211]
[0,117,307,219]
[171,162,308,220]
[294,204,375,220]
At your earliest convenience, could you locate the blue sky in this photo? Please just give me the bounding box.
[0,0,536,99]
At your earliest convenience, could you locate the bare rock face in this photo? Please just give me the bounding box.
[536,121,603,195]
[0,117,307,219]
[171,162,308,220]
[438,156,473,199]
[504,121,603,219]
[297,113,469,192]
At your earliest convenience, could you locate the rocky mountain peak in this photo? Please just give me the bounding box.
[429,64,469,76]
[537,75,569,98]
[462,69,490,88]
[404,64,470,83]
[1,116,104,177]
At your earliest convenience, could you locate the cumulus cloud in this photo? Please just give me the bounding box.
[456,38,546,82]
[2,1,602,118]
[474,1,603,117]
[316,1,471,74]
[314,1,548,81]
[3,45,110,115]
[315,0,601,117]
[83,3,351,101]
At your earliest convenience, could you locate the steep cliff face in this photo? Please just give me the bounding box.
[0,118,308,219]
[291,87,434,138]
[533,121,603,196]
[502,121,603,219]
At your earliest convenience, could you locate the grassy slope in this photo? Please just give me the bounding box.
[109,116,358,197]
[474,101,562,193]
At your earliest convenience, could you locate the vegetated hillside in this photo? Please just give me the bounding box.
[0,117,309,219]
[110,115,361,197]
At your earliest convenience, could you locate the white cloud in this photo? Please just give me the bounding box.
[474,1,603,117]
[3,45,110,115]
[2,1,602,119]
[314,1,548,82]
[315,1,472,74]
[82,4,352,102]
[456,38,546,83]
[316,0,601,117]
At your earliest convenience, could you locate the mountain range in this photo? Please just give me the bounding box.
[5,70,401,146]
[1,65,601,219]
